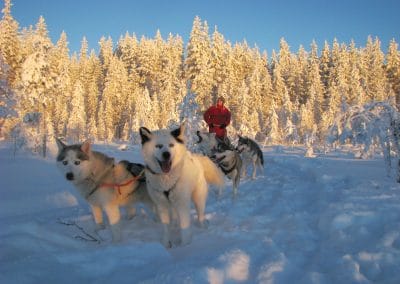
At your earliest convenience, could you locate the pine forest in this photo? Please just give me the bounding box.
[1,0,400,154]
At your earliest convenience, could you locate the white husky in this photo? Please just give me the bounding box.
[139,123,225,247]
[56,139,154,242]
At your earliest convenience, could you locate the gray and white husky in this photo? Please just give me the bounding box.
[139,123,225,247]
[56,138,154,242]
[196,131,243,197]
[237,135,264,179]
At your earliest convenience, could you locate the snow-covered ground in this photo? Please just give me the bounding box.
[1,141,400,283]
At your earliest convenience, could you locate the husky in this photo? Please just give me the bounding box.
[237,135,264,179]
[56,138,154,242]
[196,131,242,197]
[195,131,219,156]
[139,123,225,247]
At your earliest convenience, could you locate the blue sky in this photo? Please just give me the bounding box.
[10,0,400,55]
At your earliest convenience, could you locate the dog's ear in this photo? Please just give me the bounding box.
[171,123,185,144]
[55,138,66,151]
[81,139,91,155]
[139,127,152,144]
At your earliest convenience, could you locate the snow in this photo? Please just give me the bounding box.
[1,141,400,283]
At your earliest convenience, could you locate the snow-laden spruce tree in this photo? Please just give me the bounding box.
[66,80,86,142]
[0,54,17,138]
[178,90,206,152]
[185,16,213,107]
[0,0,21,90]
[14,16,56,156]
[386,39,400,109]
[265,99,280,145]
[327,101,400,181]
[284,119,300,147]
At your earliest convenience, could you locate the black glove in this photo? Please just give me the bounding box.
[209,123,214,128]
[220,124,226,129]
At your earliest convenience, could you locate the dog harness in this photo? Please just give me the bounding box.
[145,165,181,201]
[100,169,145,195]
[83,164,115,199]
[85,167,145,198]
[219,160,237,175]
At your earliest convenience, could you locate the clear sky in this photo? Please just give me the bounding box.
[9,0,400,55]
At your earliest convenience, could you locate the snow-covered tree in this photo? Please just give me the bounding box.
[278,38,297,102]
[236,80,257,138]
[98,36,113,91]
[0,54,17,138]
[2,4,400,148]
[185,16,213,107]
[284,118,299,146]
[85,50,102,134]
[386,39,400,108]
[266,99,280,144]
[157,33,185,127]
[102,56,129,139]
[210,27,229,98]
[361,36,388,102]
[271,55,289,133]
[347,41,365,106]
[16,16,55,156]
[305,51,324,140]
[256,51,273,137]
[96,100,106,141]
[327,101,400,181]
[178,90,204,151]
[295,45,308,105]
[66,80,86,142]
[49,31,70,137]
[299,101,315,144]
[319,41,332,94]
[0,0,21,88]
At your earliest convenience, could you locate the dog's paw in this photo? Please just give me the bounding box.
[180,228,192,246]
[197,219,209,229]
[94,223,106,232]
[110,223,122,243]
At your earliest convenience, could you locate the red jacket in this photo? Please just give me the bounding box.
[203,105,231,138]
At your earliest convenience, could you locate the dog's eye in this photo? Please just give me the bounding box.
[62,161,68,165]
[74,161,81,165]
[169,143,174,147]
[155,144,163,149]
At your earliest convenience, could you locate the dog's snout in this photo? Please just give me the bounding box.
[66,172,74,181]
[162,151,171,160]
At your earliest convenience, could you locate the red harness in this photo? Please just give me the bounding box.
[100,171,144,195]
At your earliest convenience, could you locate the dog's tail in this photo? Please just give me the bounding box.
[196,155,225,187]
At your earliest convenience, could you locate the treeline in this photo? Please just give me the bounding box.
[0,0,399,150]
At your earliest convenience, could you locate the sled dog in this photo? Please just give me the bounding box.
[196,131,242,197]
[56,138,154,242]
[195,131,219,156]
[237,135,264,179]
[139,123,225,247]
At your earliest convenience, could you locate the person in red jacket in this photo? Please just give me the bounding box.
[203,96,231,141]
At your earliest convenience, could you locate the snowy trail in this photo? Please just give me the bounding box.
[1,143,400,283]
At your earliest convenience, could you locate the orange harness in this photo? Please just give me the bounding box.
[100,171,144,195]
